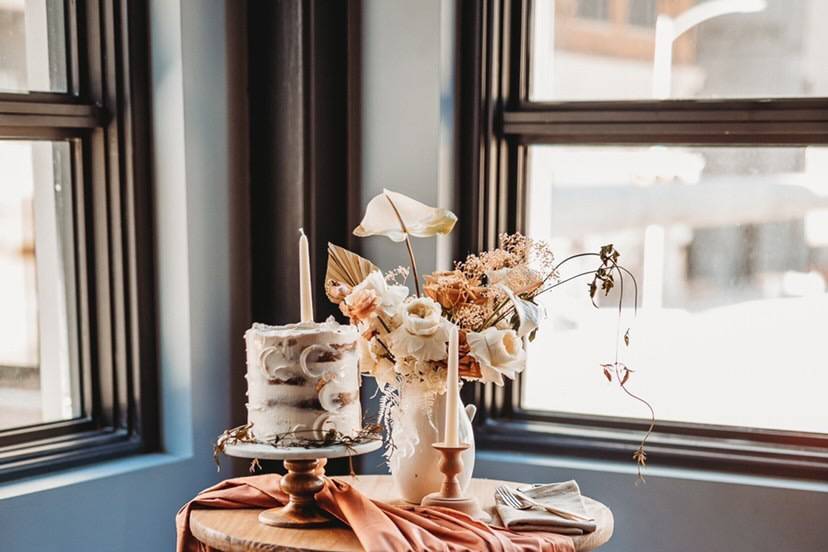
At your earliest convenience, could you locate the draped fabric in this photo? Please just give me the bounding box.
[177,474,575,552]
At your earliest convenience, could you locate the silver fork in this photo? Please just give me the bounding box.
[495,485,530,510]
[497,485,593,522]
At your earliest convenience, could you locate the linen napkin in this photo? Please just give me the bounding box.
[495,480,597,535]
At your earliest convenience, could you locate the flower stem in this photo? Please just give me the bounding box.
[384,194,422,296]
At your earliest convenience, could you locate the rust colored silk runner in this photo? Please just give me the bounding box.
[176,474,575,552]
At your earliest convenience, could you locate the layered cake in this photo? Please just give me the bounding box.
[244,317,361,444]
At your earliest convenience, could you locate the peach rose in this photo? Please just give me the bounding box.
[340,287,380,323]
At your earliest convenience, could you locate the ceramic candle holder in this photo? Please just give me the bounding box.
[420,442,491,523]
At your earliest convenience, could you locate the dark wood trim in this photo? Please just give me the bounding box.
[504,99,828,144]
[0,418,96,447]
[0,100,101,116]
[475,418,828,480]
[513,97,828,113]
[0,126,87,139]
[118,0,157,448]
[456,0,529,413]
[457,0,828,480]
[0,98,103,131]
[346,0,363,253]
[503,121,828,144]
[248,0,359,325]
[0,92,85,103]
[0,431,142,482]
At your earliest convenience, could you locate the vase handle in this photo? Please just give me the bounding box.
[464,403,477,422]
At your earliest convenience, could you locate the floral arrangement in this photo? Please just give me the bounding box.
[325,189,653,474]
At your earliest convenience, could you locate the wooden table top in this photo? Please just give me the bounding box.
[190,475,613,552]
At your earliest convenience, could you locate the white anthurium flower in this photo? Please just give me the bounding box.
[350,270,408,320]
[353,189,457,242]
[388,297,449,361]
[497,284,545,338]
[466,327,526,386]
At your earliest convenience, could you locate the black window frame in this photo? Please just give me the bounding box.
[0,0,156,481]
[457,0,828,480]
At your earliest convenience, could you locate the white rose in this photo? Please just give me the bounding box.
[400,296,444,336]
[466,327,526,386]
[351,271,408,320]
[388,297,449,361]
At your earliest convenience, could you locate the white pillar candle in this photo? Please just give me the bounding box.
[444,323,460,446]
[299,228,313,323]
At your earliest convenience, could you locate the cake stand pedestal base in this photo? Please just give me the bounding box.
[258,458,332,528]
[222,439,381,529]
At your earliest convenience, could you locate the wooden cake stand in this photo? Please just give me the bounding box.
[223,440,381,529]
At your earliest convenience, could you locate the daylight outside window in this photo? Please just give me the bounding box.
[524,145,828,433]
[0,1,78,433]
[521,0,828,435]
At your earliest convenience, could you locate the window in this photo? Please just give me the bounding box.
[0,0,155,480]
[458,0,828,478]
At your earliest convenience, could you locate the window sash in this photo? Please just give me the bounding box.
[459,0,828,479]
[0,0,155,481]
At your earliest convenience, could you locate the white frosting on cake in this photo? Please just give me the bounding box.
[244,316,361,443]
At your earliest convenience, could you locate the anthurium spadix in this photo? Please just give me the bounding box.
[353,189,457,242]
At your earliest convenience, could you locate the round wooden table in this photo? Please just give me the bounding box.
[190,475,613,551]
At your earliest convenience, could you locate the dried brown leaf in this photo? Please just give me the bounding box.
[621,369,631,386]
[325,243,378,302]
[601,365,613,382]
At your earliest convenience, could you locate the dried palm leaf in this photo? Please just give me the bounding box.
[325,243,378,302]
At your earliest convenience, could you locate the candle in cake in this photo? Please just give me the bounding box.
[299,228,313,322]
[444,323,459,446]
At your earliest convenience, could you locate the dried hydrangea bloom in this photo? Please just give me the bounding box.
[451,301,495,332]
[423,270,483,311]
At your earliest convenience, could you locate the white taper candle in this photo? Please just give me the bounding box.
[444,323,460,446]
[299,228,313,323]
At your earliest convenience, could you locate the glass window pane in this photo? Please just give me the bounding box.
[531,0,828,101]
[0,0,67,93]
[0,139,78,431]
[523,145,828,433]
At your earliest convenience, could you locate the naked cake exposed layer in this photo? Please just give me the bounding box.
[244,317,361,443]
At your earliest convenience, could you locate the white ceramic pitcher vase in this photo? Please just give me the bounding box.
[388,385,476,504]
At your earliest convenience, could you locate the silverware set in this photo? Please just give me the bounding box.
[495,485,594,522]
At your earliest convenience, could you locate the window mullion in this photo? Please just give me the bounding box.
[0,100,103,130]
[503,100,828,144]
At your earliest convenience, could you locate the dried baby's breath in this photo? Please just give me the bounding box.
[385,265,409,286]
